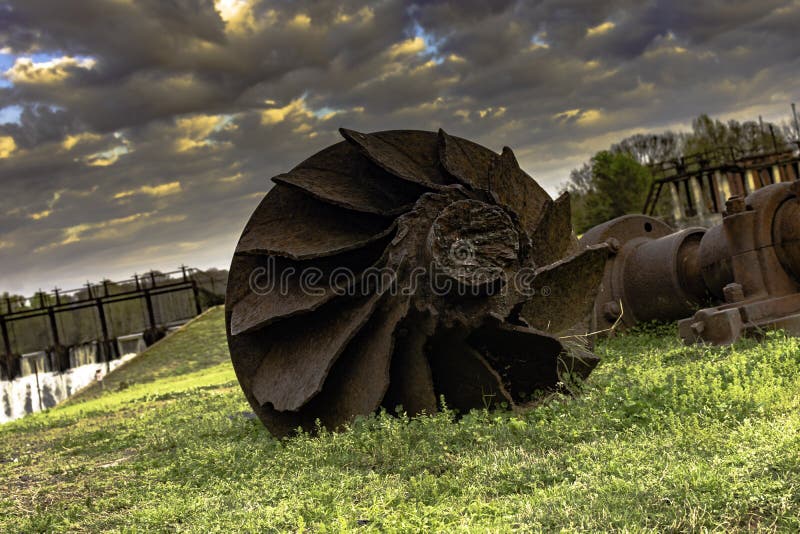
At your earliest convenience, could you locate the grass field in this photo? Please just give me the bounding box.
[1,306,799,532]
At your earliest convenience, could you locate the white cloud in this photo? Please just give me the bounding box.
[0,135,16,158]
[114,181,182,200]
[5,56,96,84]
[586,21,615,37]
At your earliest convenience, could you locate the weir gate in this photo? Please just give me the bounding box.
[644,142,800,227]
[0,267,225,381]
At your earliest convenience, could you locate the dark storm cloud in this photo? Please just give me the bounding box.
[0,0,413,130]
[0,105,83,148]
[0,0,799,295]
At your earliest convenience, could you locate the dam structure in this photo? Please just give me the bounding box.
[1,267,225,422]
[644,142,800,228]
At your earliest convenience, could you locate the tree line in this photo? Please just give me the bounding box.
[565,112,799,233]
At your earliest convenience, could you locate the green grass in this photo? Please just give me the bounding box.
[1,308,799,532]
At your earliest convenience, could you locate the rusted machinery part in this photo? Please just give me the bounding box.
[580,215,658,329]
[580,214,708,329]
[774,189,800,283]
[679,180,800,344]
[584,180,800,345]
[226,129,609,436]
[620,228,707,322]
[697,224,733,302]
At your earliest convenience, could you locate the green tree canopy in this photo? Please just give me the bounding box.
[571,150,652,233]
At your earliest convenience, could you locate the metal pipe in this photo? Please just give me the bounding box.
[0,314,12,360]
[144,289,157,330]
[96,298,112,373]
[769,124,778,152]
[191,281,203,316]
[47,307,60,347]
[33,359,43,412]
[774,192,800,282]
[620,228,707,323]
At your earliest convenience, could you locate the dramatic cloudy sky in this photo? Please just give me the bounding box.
[1,0,799,296]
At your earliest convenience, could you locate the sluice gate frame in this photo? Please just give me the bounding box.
[643,143,800,226]
[0,267,205,380]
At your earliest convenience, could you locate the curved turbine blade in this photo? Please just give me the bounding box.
[274,141,424,215]
[529,192,579,266]
[298,295,412,429]
[340,129,450,188]
[236,185,393,260]
[488,147,552,239]
[467,319,565,404]
[438,129,494,190]
[382,309,438,415]
[250,292,383,411]
[427,327,513,412]
[231,234,393,336]
[519,244,610,334]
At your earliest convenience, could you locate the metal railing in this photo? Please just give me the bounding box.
[0,266,206,380]
[643,143,800,223]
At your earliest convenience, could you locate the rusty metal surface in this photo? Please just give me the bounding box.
[519,245,610,334]
[341,129,449,188]
[621,228,707,323]
[488,147,551,239]
[426,327,513,411]
[230,275,332,337]
[291,295,413,430]
[529,192,579,266]
[236,185,393,260]
[250,293,383,412]
[226,129,609,436]
[698,224,734,301]
[273,141,424,215]
[230,234,392,336]
[437,129,493,190]
[381,309,438,415]
[427,199,520,292]
[679,181,800,344]
[467,318,570,405]
[582,214,708,328]
[774,194,800,282]
[585,180,800,345]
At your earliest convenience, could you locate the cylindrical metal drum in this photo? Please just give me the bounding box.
[622,228,708,322]
[774,196,800,283]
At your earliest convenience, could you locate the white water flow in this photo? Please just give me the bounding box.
[1,334,147,424]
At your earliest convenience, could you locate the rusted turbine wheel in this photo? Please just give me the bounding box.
[226,129,609,436]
